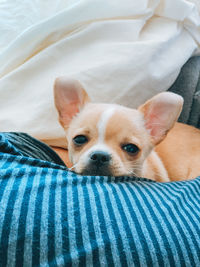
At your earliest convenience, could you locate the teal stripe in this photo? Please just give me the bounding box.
[90,178,115,266]
[126,182,177,266]
[0,168,24,266]
[67,173,79,266]
[48,169,57,266]
[39,169,53,266]
[98,178,129,266]
[161,183,200,244]
[83,177,105,266]
[61,176,71,264]
[174,182,200,221]
[95,180,121,266]
[116,182,162,266]
[73,178,87,266]
[104,182,136,266]
[117,183,148,266]
[157,182,200,263]
[77,179,94,266]
[0,154,16,169]
[138,182,187,266]
[151,184,196,266]
[23,168,44,267]
[12,169,35,267]
[54,171,65,266]
[124,183,158,265]
[0,158,17,204]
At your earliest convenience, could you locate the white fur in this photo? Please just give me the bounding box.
[81,143,112,165]
[97,107,116,143]
[142,150,169,182]
[80,107,116,165]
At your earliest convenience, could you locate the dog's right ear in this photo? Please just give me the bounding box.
[138,92,183,145]
[54,77,90,128]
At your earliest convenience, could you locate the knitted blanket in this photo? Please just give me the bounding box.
[0,133,200,266]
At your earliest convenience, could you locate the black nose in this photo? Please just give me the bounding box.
[89,151,111,166]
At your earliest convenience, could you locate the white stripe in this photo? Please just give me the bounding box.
[120,182,161,267]
[7,171,30,267]
[86,182,107,266]
[137,182,188,266]
[180,181,200,213]
[54,171,65,266]
[80,107,116,164]
[0,174,16,240]
[163,182,200,233]
[76,181,93,266]
[97,107,116,143]
[125,182,178,266]
[94,180,121,266]
[102,182,136,266]
[0,159,30,242]
[0,154,16,169]
[39,169,52,266]
[156,182,200,265]
[0,154,25,169]
[151,184,194,265]
[67,173,79,266]
[23,168,43,267]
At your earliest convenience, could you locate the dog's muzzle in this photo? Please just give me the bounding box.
[82,151,112,176]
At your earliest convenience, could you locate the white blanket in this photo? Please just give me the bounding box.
[0,0,199,147]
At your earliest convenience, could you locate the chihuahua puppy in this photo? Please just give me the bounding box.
[54,77,200,182]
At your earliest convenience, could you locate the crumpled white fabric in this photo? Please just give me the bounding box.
[0,0,199,147]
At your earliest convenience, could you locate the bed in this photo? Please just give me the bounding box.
[0,1,200,266]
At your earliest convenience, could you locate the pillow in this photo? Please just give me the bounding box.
[0,0,200,148]
[0,133,200,266]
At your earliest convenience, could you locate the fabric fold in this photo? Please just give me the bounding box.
[0,0,199,147]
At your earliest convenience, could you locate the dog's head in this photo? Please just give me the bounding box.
[54,77,183,176]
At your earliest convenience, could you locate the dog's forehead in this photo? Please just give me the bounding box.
[102,106,145,140]
[75,103,145,136]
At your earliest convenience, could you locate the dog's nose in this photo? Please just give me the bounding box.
[89,151,111,166]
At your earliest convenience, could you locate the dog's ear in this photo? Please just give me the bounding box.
[138,92,183,145]
[54,77,90,128]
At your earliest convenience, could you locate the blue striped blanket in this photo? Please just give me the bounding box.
[0,133,200,266]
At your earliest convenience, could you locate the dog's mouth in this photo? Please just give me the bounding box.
[81,165,113,176]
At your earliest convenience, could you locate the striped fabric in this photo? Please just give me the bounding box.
[0,133,200,266]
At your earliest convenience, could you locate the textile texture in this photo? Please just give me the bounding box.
[168,56,200,128]
[0,0,199,147]
[0,133,200,266]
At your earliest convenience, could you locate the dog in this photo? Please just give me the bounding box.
[54,77,200,182]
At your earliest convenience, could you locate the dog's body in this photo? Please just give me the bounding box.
[141,122,200,181]
[54,78,200,182]
[156,122,200,181]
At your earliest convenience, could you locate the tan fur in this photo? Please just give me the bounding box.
[155,122,200,181]
[142,151,169,182]
[67,103,153,177]
[54,78,200,182]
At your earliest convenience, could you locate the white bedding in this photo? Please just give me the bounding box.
[0,0,199,147]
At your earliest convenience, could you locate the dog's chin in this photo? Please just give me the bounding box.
[76,165,135,177]
[79,165,113,176]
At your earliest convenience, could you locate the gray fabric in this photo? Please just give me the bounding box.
[168,56,200,128]
[3,132,65,166]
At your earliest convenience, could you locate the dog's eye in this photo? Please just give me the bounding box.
[73,135,88,145]
[122,144,139,155]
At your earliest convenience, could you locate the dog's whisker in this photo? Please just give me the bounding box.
[68,163,78,171]
[111,164,141,177]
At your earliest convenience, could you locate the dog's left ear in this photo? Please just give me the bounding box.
[54,77,90,128]
[138,92,183,145]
